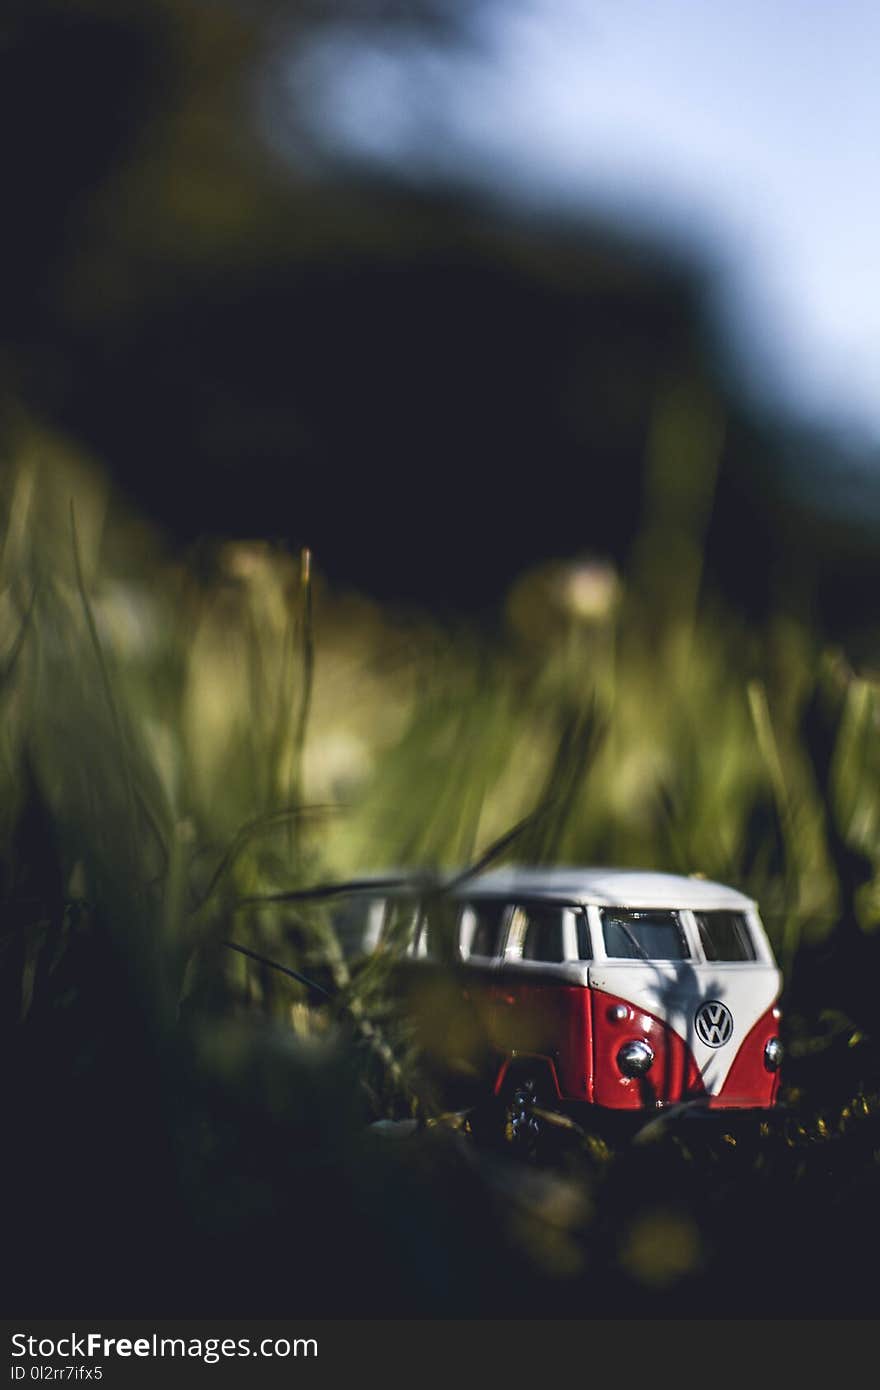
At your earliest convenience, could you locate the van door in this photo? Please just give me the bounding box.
[494,902,591,1101]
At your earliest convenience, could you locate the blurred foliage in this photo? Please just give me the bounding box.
[5,0,880,630]
[5,0,880,1324]
[5,414,880,1316]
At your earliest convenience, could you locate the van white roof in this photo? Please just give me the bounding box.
[457,866,755,911]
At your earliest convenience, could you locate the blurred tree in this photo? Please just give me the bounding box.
[1,0,878,640]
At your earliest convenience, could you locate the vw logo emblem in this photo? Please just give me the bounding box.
[695,1000,734,1048]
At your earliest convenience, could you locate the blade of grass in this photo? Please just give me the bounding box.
[70,500,138,867]
[747,678,802,971]
[0,582,38,689]
[288,547,314,859]
[191,803,341,913]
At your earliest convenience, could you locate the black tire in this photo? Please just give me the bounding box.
[502,1069,551,1158]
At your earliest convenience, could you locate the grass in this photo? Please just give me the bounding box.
[4,432,880,1317]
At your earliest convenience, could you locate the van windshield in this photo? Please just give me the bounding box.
[601,909,690,960]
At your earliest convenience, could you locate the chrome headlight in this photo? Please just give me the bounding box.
[617,1039,655,1077]
[764,1037,783,1072]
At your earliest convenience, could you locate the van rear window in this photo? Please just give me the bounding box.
[694,910,756,961]
[601,909,690,960]
[331,897,383,957]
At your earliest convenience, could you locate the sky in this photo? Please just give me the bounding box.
[280,0,880,446]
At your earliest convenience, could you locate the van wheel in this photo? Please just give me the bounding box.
[503,1072,548,1156]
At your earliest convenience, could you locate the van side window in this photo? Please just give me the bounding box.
[331,896,377,958]
[507,904,566,963]
[413,896,459,961]
[694,911,756,962]
[382,897,422,950]
[460,901,506,959]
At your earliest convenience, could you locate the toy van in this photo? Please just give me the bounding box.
[338,867,783,1129]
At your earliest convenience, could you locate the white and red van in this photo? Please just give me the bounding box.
[340,866,783,1126]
